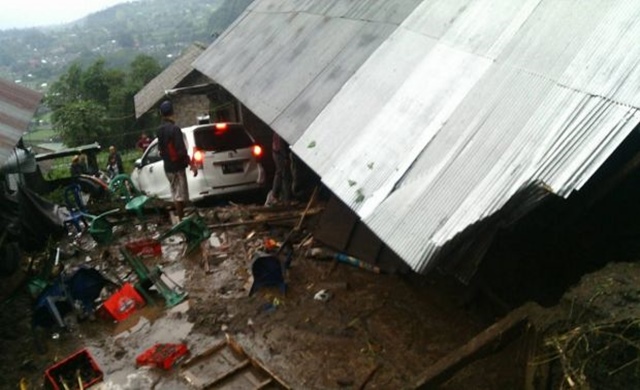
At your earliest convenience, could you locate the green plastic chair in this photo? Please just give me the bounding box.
[158,215,211,255]
[108,174,152,220]
[82,208,121,244]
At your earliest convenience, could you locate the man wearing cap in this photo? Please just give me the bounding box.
[156,100,192,220]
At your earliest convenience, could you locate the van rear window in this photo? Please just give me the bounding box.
[194,124,253,152]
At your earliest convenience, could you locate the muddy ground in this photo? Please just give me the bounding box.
[1,194,640,389]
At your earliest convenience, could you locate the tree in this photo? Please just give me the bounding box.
[46,63,84,111]
[46,55,163,150]
[53,100,108,147]
[129,54,161,89]
[82,59,111,105]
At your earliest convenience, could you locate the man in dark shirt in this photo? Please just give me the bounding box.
[156,100,191,220]
[268,133,291,205]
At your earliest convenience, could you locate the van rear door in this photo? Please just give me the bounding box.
[193,124,261,190]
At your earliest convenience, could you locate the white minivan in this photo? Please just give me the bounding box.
[131,122,265,202]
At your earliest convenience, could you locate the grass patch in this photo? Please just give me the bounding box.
[24,128,59,143]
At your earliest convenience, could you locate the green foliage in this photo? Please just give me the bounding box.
[46,54,162,149]
[52,100,108,147]
[129,54,162,89]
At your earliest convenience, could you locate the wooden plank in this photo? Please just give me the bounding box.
[182,335,291,390]
[207,207,323,229]
[183,342,226,366]
[415,303,538,389]
[203,359,251,388]
[255,378,273,389]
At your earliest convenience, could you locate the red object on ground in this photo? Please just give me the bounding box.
[44,348,103,390]
[136,343,189,370]
[125,238,162,257]
[102,283,145,321]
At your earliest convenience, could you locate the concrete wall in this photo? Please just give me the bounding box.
[172,94,211,129]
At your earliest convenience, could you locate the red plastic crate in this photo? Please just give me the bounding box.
[102,283,145,322]
[136,343,189,370]
[44,348,103,390]
[124,238,162,258]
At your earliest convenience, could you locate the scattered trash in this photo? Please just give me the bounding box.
[135,343,189,370]
[44,348,103,390]
[260,302,277,313]
[124,238,162,258]
[308,247,381,274]
[335,253,380,273]
[208,233,222,247]
[314,289,331,302]
[264,237,280,250]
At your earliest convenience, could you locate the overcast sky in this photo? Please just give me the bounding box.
[0,0,132,30]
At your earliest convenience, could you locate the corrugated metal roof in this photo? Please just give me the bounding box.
[0,78,43,165]
[134,43,207,118]
[193,0,640,278]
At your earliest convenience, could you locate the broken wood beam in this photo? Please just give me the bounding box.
[358,363,381,390]
[414,302,540,389]
[207,207,323,229]
[202,359,250,388]
[181,339,228,367]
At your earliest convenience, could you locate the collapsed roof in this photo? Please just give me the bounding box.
[193,0,640,279]
[0,78,43,165]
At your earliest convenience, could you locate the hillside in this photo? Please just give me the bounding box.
[0,0,252,91]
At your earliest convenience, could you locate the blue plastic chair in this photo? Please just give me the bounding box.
[248,251,287,296]
[63,184,88,233]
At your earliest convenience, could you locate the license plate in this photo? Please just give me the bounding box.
[221,162,244,174]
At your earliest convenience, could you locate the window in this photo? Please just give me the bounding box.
[194,124,254,152]
[143,143,162,165]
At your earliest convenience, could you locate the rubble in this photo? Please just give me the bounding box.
[0,197,490,389]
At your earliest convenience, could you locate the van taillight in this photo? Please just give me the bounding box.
[214,123,228,135]
[252,145,263,157]
[193,149,204,166]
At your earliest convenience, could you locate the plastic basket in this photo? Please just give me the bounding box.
[102,283,145,321]
[124,238,162,258]
[44,348,103,390]
[136,343,189,370]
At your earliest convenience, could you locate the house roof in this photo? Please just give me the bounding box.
[193,0,640,279]
[134,43,207,118]
[0,78,42,165]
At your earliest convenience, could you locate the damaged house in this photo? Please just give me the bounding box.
[0,78,47,276]
[189,0,640,285]
[134,42,239,128]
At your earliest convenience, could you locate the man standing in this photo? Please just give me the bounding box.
[156,100,191,220]
[136,132,152,152]
[268,133,292,206]
[108,145,124,174]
